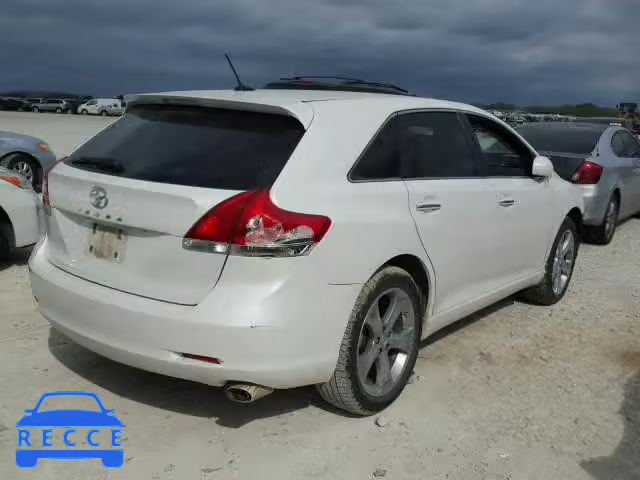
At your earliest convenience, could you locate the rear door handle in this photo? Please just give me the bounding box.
[499,199,515,207]
[416,202,441,213]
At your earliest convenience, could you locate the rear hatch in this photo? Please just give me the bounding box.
[45,103,306,305]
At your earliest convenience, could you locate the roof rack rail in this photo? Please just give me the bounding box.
[263,76,412,96]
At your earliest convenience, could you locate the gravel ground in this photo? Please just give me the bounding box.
[0,112,638,479]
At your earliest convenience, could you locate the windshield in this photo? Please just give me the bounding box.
[67,105,305,190]
[36,395,102,412]
[517,125,605,154]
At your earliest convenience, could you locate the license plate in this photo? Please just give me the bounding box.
[87,223,127,263]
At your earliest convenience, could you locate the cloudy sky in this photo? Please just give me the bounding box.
[2,0,638,105]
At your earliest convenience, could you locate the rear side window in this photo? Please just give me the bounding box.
[620,131,640,157]
[399,112,476,178]
[611,133,627,157]
[68,105,305,190]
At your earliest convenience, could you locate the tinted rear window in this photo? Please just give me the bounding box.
[517,125,604,154]
[68,105,305,190]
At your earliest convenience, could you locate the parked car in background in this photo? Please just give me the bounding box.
[77,98,117,116]
[0,167,42,259]
[0,130,57,190]
[0,98,28,111]
[61,98,83,115]
[517,122,640,244]
[30,83,583,415]
[31,99,70,113]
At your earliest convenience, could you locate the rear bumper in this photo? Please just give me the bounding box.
[580,185,610,226]
[29,242,360,389]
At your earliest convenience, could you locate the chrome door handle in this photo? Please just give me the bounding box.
[416,202,441,213]
[499,199,515,207]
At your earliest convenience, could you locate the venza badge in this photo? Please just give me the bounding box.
[89,186,108,209]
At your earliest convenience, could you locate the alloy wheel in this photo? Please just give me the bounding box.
[603,199,618,240]
[12,161,34,183]
[551,229,575,295]
[356,288,416,397]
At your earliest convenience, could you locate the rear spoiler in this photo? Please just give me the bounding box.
[125,92,315,129]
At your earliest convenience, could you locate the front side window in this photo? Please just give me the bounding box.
[398,112,476,178]
[467,114,533,176]
[88,99,97,106]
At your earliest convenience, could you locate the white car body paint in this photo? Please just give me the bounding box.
[29,89,583,390]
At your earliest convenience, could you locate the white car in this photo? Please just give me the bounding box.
[77,98,118,116]
[0,167,42,257]
[29,82,583,415]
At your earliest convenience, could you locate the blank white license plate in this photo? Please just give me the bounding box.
[87,223,127,263]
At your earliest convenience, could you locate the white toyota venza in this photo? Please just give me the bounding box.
[30,84,583,414]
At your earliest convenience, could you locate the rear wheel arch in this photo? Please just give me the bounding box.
[567,207,583,233]
[379,254,431,318]
[0,152,42,188]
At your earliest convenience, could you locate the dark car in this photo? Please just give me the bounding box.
[0,98,27,111]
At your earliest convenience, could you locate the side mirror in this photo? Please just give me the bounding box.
[532,155,554,178]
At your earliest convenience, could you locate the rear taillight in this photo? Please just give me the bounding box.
[42,157,65,215]
[571,160,603,184]
[183,189,331,257]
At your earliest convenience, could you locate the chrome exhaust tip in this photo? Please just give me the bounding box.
[224,383,274,404]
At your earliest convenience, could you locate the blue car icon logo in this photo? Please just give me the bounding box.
[16,391,123,468]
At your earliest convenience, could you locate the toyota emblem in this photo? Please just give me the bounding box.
[89,186,109,209]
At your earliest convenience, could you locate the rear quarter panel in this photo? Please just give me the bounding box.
[270,100,435,289]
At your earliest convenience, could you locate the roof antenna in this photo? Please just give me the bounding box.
[225,53,254,91]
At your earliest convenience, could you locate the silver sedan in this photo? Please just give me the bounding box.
[0,130,57,191]
[518,122,640,244]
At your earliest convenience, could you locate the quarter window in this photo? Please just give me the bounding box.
[350,115,401,180]
[466,115,533,176]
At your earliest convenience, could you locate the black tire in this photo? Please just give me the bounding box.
[55,107,62,113]
[6,153,41,190]
[583,195,618,245]
[520,217,579,306]
[32,106,39,113]
[81,109,88,115]
[0,230,9,260]
[100,110,108,116]
[317,266,422,415]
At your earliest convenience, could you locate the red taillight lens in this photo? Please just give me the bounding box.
[571,160,603,184]
[43,157,65,214]
[183,189,331,257]
[0,175,23,187]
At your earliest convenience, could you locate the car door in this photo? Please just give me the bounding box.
[464,114,553,283]
[619,130,640,214]
[611,131,639,218]
[399,111,503,314]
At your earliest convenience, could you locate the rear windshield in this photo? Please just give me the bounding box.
[517,125,604,154]
[68,105,305,190]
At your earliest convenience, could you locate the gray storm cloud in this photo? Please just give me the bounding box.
[1,0,638,105]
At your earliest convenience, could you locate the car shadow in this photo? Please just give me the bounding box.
[580,360,640,478]
[47,296,520,427]
[47,327,341,428]
[0,245,32,272]
[421,296,516,348]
